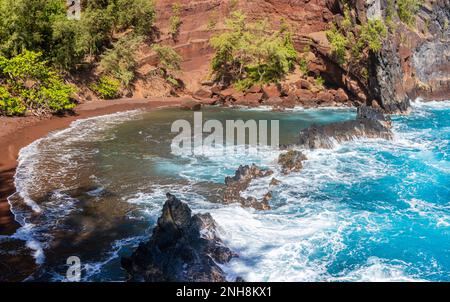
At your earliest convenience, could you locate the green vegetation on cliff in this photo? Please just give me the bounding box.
[397,0,422,27]
[326,25,348,64]
[0,0,179,115]
[210,11,298,90]
[0,50,75,116]
[90,75,120,99]
[152,44,183,87]
[99,35,143,86]
[169,3,183,41]
[0,0,156,70]
[326,6,387,84]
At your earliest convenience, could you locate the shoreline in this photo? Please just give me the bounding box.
[0,97,446,235]
[0,97,185,236]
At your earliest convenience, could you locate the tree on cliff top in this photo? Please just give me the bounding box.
[0,0,158,108]
[0,0,156,70]
[210,11,298,90]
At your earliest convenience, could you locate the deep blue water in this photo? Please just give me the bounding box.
[7,101,450,281]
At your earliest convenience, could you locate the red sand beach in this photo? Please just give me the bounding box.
[0,97,185,236]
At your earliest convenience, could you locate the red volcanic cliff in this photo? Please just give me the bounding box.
[139,0,335,93]
[135,0,449,110]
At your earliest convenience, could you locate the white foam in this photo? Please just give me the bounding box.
[331,257,425,282]
[7,110,144,265]
[411,98,450,110]
[6,103,449,281]
[405,199,450,227]
[209,203,349,281]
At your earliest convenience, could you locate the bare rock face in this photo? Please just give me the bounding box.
[368,0,450,112]
[334,88,349,103]
[278,150,308,174]
[121,193,237,282]
[262,84,282,99]
[193,88,213,101]
[223,164,274,210]
[181,99,202,111]
[297,106,393,149]
[412,39,450,101]
[238,93,264,106]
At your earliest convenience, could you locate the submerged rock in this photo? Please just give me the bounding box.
[121,193,237,282]
[278,150,308,174]
[297,106,393,149]
[223,164,273,210]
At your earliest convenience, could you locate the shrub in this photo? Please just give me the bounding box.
[207,10,219,30]
[114,0,156,35]
[0,50,76,116]
[299,58,308,74]
[0,0,65,57]
[38,78,76,112]
[326,25,348,64]
[152,44,182,72]
[90,76,121,99]
[341,7,352,30]
[327,16,387,66]
[235,78,254,91]
[0,86,25,116]
[151,44,182,87]
[99,35,143,86]
[315,76,325,89]
[210,11,297,87]
[385,0,396,30]
[397,0,422,27]
[358,19,388,53]
[169,3,182,41]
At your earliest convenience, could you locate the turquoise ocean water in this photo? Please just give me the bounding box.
[6,100,449,281]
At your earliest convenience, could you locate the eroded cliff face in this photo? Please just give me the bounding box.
[147,0,334,93]
[367,0,450,113]
[147,0,449,111]
[412,1,450,101]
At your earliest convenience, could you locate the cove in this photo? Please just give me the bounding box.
[5,102,450,281]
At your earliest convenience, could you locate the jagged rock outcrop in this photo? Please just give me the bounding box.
[278,150,308,174]
[293,0,449,113]
[367,0,450,112]
[121,193,237,282]
[270,178,282,186]
[297,106,393,149]
[211,80,354,109]
[223,164,274,210]
[412,39,450,101]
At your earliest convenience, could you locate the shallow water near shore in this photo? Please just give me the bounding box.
[4,101,450,281]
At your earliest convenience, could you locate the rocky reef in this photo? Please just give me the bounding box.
[278,150,308,175]
[296,106,393,149]
[121,193,237,282]
[223,164,274,210]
